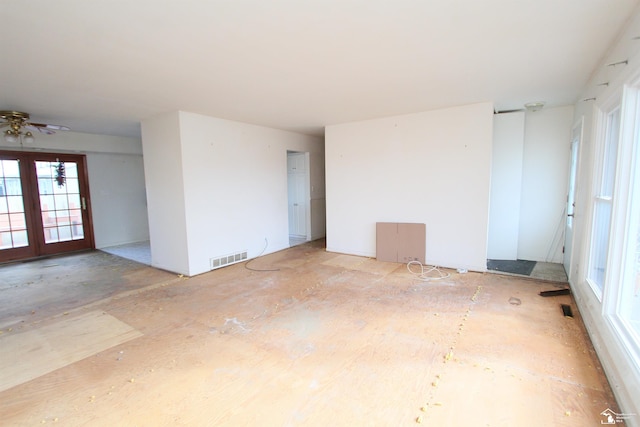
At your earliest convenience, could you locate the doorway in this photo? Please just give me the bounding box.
[0,151,94,263]
[287,151,310,246]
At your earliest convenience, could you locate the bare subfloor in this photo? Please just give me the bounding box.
[0,241,622,426]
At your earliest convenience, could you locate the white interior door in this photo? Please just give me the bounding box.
[563,121,582,279]
[287,152,308,238]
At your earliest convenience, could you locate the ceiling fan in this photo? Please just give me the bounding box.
[1,110,70,144]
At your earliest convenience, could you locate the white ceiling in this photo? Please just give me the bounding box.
[1,0,639,138]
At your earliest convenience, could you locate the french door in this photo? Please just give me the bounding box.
[0,151,94,263]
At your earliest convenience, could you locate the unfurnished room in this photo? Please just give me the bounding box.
[1,1,640,426]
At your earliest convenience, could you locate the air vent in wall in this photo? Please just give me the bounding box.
[210,250,248,270]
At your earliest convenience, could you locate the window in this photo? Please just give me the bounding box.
[615,83,640,352]
[620,162,640,340]
[587,106,620,298]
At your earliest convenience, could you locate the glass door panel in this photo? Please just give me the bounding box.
[0,159,28,249]
[564,121,582,279]
[35,160,85,244]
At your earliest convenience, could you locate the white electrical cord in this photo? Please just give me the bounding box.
[245,238,280,272]
[406,260,451,281]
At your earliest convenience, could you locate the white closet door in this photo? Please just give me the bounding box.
[287,153,307,237]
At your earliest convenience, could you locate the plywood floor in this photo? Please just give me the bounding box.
[0,241,622,426]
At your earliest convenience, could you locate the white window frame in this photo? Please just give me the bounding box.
[587,91,622,301]
[605,79,640,364]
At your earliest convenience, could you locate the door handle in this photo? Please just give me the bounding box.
[82,197,87,210]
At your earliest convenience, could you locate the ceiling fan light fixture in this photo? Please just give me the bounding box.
[524,101,545,112]
[4,129,18,144]
[23,131,35,144]
[1,110,69,145]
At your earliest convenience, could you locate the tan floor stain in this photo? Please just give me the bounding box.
[0,310,142,393]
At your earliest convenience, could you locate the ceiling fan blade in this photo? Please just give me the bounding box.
[28,122,71,134]
[29,122,70,131]
[33,127,56,135]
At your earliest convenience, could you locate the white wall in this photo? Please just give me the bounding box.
[517,106,574,262]
[141,111,325,276]
[325,102,494,272]
[0,130,149,250]
[487,111,525,260]
[87,153,149,248]
[141,112,190,275]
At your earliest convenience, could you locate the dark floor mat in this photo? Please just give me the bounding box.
[487,259,537,276]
